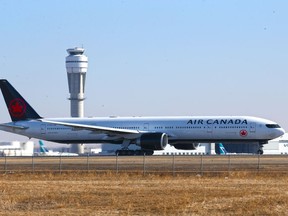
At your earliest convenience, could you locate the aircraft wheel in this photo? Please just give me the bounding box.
[127,150,134,156]
[144,150,154,155]
[257,149,264,155]
[116,150,126,156]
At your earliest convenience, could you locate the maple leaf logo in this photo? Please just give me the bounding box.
[240,130,248,137]
[9,98,26,118]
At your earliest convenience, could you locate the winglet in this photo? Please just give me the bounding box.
[0,79,41,121]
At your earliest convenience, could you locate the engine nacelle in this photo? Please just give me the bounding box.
[137,133,168,150]
[174,143,199,150]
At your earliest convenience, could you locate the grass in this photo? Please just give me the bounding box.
[0,171,288,215]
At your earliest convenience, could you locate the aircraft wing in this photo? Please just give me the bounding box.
[39,119,141,136]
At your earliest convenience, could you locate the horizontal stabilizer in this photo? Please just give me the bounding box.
[0,123,29,130]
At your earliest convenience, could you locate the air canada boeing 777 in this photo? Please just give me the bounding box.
[0,79,285,155]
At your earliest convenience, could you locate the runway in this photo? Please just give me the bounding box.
[1,155,288,174]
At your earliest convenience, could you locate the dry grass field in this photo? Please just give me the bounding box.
[0,171,288,215]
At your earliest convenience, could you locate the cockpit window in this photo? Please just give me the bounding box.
[266,124,281,128]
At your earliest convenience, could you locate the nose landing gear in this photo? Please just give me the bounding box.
[257,142,267,155]
[257,148,264,155]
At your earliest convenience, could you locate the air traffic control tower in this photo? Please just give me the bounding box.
[65,47,88,154]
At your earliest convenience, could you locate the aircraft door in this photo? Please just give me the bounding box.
[206,125,213,138]
[143,123,149,131]
[207,125,213,133]
[41,124,46,134]
[250,123,256,132]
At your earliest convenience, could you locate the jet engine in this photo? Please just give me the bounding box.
[137,133,168,150]
[173,143,199,150]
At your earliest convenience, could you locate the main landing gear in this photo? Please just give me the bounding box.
[115,139,154,156]
[115,149,154,156]
[257,143,265,155]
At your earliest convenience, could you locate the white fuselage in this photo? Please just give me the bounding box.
[0,116,284,145]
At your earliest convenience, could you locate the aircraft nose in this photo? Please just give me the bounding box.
[279,128,285,136]
[268,127,285,140]
[275,128,285,138]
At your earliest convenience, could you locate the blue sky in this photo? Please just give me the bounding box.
[0,1,288,142]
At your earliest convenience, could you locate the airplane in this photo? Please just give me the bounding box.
[0,79,285,155]
[38,140,78,156]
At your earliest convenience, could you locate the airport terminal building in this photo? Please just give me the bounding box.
[0,141,34,156]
